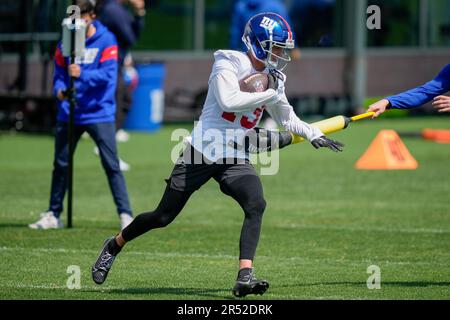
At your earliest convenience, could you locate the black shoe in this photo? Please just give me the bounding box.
[232,268,269,297]
[92,236,121,285]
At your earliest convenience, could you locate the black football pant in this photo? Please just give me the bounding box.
[122,166,266,261]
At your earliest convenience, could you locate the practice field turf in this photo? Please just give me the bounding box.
[0,117,449,300]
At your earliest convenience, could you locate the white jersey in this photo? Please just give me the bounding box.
[190,50,323,162]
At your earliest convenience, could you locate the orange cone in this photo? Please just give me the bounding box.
[355,130,418,170]
[422,129,450,144]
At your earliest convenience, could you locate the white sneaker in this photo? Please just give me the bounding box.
[29,211,63,230]
[94,147,130,172]
[119,158,130,172]
[116,129,130,143]
[120,213,133,230]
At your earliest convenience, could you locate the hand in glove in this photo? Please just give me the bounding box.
[267,73,279,91]
[311,136,344,152]
[267,69,284,91]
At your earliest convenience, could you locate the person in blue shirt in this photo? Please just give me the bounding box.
[29,0,133,230]
[96,0,146,147]
[289,0,336,47]
[97,0,145,66]
[368,63,450,117]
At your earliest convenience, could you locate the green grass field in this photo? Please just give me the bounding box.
[1,117,450,300]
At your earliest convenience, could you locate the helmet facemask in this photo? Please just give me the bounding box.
[261,39,293,71]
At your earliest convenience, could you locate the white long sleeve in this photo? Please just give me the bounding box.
[211,70,277,113]
[266,94,323,142]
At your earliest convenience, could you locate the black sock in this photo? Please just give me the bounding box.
[108,237,122,256]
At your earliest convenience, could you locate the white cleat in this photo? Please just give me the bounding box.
[120,213,133,230]
[29,211,63,230]
[116,129,130,143]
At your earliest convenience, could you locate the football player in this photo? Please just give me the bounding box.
[92,12,344,297]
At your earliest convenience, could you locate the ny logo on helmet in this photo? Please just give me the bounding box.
[259,17,277,31]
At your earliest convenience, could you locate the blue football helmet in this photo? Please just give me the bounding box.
[242,12,295,71]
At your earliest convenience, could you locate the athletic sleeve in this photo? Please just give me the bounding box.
[386,63,450,109]
[265,93,323,142]
[78,44,118,88]
[53,45,68,97]
[210,57,278,113]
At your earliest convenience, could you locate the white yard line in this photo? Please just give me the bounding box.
[0,246,235,259]
[0,246,447,267]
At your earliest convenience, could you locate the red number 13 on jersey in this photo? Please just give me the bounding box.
[221,108,263,129]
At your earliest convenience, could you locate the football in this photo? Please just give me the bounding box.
[239,72,269,93]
